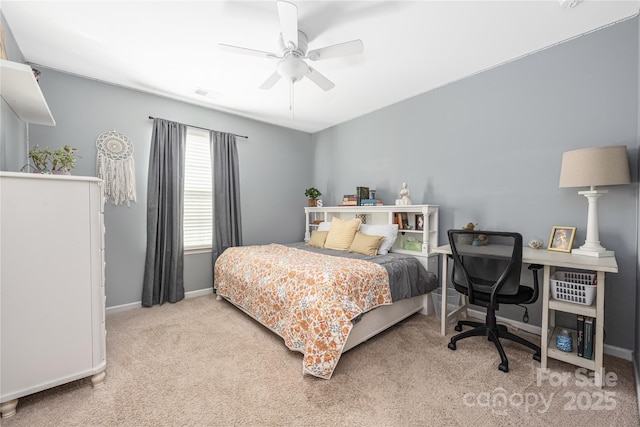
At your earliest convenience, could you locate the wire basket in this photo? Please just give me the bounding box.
[550,271,596,306]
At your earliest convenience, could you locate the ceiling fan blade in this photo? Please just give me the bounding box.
[307,39,364,61]
[277,1,298,49]
[218,43,277,59]
[306,67,335,91]
[259,71,282,90]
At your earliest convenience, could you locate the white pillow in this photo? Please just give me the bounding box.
[317,221,331,232]
[359,223,398,255]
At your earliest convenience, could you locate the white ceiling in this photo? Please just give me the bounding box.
[2,1,639,133]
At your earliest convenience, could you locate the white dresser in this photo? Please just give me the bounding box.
[0,172,106,418]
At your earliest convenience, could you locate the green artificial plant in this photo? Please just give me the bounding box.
[304,187,322,200]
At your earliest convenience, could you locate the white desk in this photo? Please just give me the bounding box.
[432,244,618,386]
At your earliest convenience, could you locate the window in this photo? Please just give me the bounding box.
[183,127,212,251]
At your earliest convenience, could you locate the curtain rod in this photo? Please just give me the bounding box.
[148,116,248,139]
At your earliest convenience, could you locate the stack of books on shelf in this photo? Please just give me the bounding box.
[576,315,595,360]
[339,187,383,206]
[340,194,358,206]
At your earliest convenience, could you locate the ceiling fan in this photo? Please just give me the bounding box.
[218,1,364,93]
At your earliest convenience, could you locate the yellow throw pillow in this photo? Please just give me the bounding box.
[306,231,328,248]
[324,217,361,251]
[349,232,384,256]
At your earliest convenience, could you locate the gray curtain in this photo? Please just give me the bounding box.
[211,131,242,262]
[142,118,187,307]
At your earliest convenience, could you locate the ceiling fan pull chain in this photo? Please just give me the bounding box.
[290,80,295,119]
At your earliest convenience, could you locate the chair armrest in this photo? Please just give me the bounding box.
[525,264,543,304]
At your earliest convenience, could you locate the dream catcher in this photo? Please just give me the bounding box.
[96,130,137,206]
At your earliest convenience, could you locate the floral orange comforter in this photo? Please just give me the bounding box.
[214,244,392,379]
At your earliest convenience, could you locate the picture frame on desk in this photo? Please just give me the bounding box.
[415,214,424,231]
[548,226,576,253]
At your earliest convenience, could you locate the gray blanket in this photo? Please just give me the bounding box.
[286,242,439,301]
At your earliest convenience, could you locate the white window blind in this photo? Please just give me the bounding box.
[183,127,213,251]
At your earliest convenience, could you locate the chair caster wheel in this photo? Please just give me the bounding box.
[448,342,456,351]
[454,324,462,332]
[499,363,509,373]
[533,354,541,362]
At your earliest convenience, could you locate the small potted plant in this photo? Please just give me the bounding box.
[50,145,79,175]
[22,145,79,175]
[22,145,53,173]
[304,187,322,207]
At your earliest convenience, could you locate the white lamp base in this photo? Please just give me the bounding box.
[572,247,615,258]
[572,189,615,258]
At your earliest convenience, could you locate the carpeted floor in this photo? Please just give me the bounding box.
[3,294,638,426]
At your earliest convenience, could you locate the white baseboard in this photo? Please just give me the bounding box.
[184,287,214,299]
[634,354,640,421]
[106,300,141,314]
[465,308,633,362]
[106,287,214,315]
[602,343,634,362]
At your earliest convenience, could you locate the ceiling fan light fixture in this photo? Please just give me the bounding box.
[219,3,359,94]
[277,56,309,82]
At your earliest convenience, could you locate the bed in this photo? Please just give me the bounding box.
[214,219,438,379]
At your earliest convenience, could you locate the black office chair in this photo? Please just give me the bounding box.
[446,230,542,372]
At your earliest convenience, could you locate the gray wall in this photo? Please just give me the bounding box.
[313,18,639,351]
[21,70,312,307]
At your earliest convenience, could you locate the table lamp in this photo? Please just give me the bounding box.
[559,145,630,257]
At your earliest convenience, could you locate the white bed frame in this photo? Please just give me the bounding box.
[216,291,434,353]
[343,292,433,351]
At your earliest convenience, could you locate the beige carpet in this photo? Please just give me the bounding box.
[3,294,638,426]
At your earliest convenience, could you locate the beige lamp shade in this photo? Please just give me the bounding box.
[559,145,631,188]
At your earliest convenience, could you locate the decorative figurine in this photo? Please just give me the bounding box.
[395,182,413,206]
[528,237,544,249]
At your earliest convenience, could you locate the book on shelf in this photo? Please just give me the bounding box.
[583,317,594,360]
[356,186,369,206]
[360,198,382,206]
[395,213,404,230]
[576,315,584,357]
